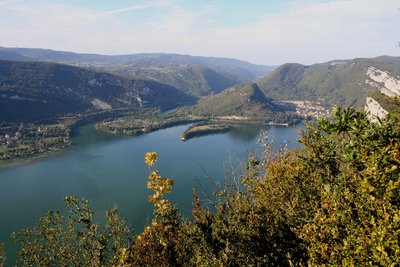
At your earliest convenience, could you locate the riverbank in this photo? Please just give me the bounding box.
[0,123,72,169]
[0,147,71,169]
[95,115,204,136]
[93,110,305,142]
[0,108,304,168]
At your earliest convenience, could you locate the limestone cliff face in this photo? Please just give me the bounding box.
[365,97,389,122]
[364,67,399,122]
[366,67,400,97]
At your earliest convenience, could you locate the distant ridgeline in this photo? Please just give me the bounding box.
[0,47,276,123]
[0,47,399,125]
[0,47,273,98]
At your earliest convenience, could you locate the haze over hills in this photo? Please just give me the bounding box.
[0,60,196,122]
[257,56,400,108]
[0,47,274,97]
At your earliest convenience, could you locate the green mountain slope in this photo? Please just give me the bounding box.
[258,56,400,108]
[0,60,196,122]
[0,47,274,97]
[101,63,240,97]
[188,83,287,119]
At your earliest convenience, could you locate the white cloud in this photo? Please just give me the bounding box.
[0,0,22,7]
[204,0,400,64]
[0,0,399,64]
[103,0,172,15]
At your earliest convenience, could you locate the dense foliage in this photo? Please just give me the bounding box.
[0,242,5,267]
[190,83,274,117]
[95,109,203,136]
[181,123,231,141]
[3,108,400,266]
[185,83,299,123]
[11,197,130,266]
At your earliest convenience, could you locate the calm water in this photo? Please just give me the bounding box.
[0,122,305,264]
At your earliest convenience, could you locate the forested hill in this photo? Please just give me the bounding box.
[0,47,274,97]
[103,63,242,97]
[187,83,292,120]
[257,56,400,108]
[0,60,196,122]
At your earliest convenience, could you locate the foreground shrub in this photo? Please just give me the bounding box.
[8,108,400,266]
[299,108,400,265]
[12,197,130,266]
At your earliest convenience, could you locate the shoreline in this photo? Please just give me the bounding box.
[180,118,303,141]
[181,123,231,141]
[0,115,303,169]
[0,109,130,170]
[0,146,73,170]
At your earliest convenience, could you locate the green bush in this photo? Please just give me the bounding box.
[6,107,400,266]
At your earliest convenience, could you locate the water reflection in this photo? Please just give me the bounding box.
[227,124,265,141]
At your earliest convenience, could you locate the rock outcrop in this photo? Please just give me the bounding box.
[366,67,400,97]
[364,67,399,122]
[365,96,389,122]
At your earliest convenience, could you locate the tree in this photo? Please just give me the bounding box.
[12,197,131,266]
[299,109,400,265]
[0,242,5,267]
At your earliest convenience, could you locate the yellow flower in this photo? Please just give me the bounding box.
[118,248,128,264]
[149,170,160,180]
[144,152,158,166]
[159,239,167,247]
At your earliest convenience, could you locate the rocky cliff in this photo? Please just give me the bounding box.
[364,66,400,121]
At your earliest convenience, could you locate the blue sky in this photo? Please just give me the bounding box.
[0,0,399,64]
[72,0,288,27]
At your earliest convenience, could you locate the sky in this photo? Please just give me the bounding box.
[0,0,399,65]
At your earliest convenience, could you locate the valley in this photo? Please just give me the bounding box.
[0,48,398,166]
[1,1,399,264]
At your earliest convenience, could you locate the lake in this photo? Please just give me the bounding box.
[0,122,305,264]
